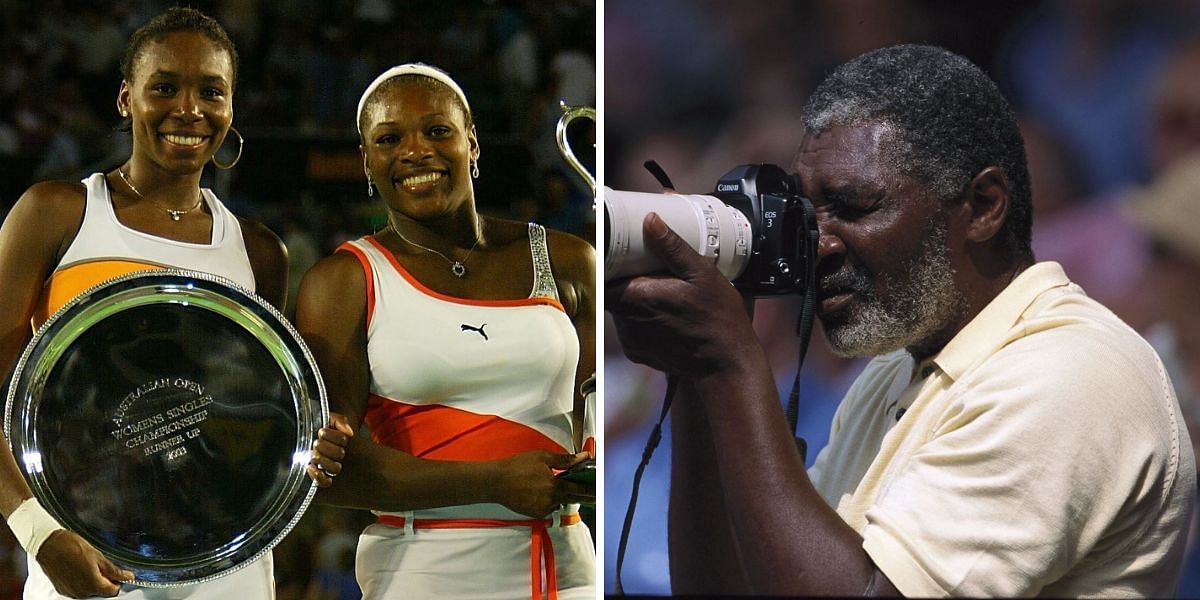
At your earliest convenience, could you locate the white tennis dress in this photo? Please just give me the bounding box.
[339,224,595,600]
[22,172,273,600]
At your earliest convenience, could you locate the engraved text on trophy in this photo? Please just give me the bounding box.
[109,378,213,461]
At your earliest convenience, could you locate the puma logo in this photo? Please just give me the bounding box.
[461,323,488,340]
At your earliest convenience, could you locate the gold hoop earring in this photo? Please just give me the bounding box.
[211,127,244,169]
[471,159,480,179]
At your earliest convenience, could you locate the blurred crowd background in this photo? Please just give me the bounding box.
[0,0,594,598]
[605,0,1200,596]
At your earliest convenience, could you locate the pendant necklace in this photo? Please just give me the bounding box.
[388,222,481,278]
[117,167,203,222]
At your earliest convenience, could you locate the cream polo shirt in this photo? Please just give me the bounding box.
[808,261,1197,597]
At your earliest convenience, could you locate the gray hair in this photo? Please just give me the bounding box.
[803,44,1033,261]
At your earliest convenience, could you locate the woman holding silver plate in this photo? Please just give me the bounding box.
[297,63,596,599]
[0,8,285,599]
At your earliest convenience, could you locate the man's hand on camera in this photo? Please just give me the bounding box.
[606,213,761,379]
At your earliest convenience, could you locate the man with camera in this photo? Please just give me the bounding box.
[607,44,1196,596]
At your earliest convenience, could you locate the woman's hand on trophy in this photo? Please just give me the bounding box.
[37,529,133,597]
[307,412,355,487]
[488,450,594,518]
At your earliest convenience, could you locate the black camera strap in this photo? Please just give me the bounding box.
[613,373,677,595]
[785,201,821,460]
[642,159,676,190]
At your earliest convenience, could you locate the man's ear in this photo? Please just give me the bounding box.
[963,166,1010,243]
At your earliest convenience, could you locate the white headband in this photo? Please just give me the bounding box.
[356,63,471,135]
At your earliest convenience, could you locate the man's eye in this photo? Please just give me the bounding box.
[824,191,881,219]
[836,205,868,219]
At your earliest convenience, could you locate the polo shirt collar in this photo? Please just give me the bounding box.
[932,261,1071,381]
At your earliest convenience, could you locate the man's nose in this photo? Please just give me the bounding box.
[816,219,846,261]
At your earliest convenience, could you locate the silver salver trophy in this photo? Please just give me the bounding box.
[5,269,327,586]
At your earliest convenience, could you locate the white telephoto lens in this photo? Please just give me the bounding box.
[603,187,752,281]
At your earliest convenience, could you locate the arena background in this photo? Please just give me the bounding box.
[0,1,594,598]
[604,0,1200,596]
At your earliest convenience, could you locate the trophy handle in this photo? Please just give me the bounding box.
[555,102,596,197]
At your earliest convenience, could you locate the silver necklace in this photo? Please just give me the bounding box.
[117,167,203,222]
[388,222,481,278]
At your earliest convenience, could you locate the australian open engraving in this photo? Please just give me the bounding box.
[109,378,213,459]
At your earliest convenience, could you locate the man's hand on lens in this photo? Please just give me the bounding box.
[606,213,759,378]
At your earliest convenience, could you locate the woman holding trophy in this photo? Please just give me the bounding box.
[0,7,286,599]
[296,63,596,599]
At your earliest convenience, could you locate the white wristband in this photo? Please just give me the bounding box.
[7,497,64,557]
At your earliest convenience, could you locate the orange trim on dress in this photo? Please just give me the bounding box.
[377,512,582,600]
[365,394,568,460]
[363,235,566,312]
[34,259,165,328]
[336,242,377,330]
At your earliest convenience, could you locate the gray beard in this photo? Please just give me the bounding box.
[822,219,966,358]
